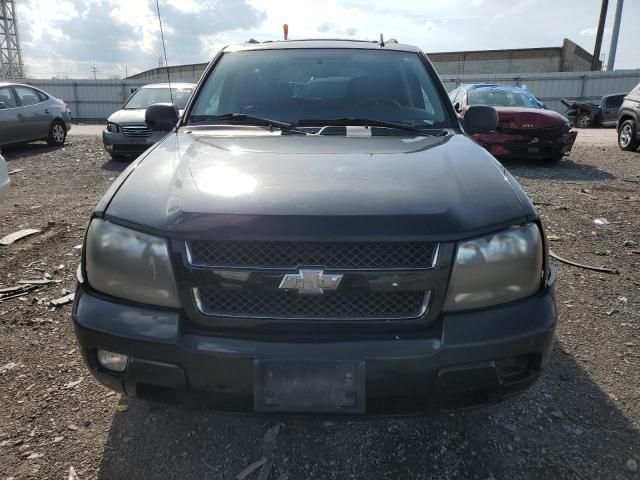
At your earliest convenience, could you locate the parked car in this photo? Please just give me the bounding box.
[562,93,627,128]
[74,40,557,415]
[450,84,577,163]
[103,83,195,159]
[617,82,640,151]
[0,82,72,148]
[0,152,9,201]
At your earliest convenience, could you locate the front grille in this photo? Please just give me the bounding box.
[186,240,438,270]
[194,289,430,320]
[121,125,152,137]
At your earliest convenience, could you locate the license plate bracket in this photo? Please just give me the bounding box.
[254,360,365,414]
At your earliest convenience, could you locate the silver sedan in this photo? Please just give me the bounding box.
[0,82,72,148]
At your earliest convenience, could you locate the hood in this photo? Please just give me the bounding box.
[493,107,569,130]
[103,130,533,240]
[108,108,184,125]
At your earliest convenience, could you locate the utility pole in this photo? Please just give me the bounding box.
[591,0,608,71]
[91,66,97,81]
[607,0,624,71]
[0,0,24,79]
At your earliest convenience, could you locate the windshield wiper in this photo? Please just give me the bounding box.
[189,113,307,135]
[299,117,445,135]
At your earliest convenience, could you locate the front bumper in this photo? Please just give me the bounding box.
[63,111,72,132]
[72,279,557,415]
[102,130,165,157]
[474,129,578,159]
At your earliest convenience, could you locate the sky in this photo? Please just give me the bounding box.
[17,0,640,79]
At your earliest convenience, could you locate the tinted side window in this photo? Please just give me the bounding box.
[0,87,17,109]
[605,95,624,108]
[14,86,43,106]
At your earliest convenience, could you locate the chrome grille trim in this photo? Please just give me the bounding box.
[184,241,440,271]
[193,289,431,321]
[121,125,153,137]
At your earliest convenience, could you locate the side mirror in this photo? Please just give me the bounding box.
[463,105,498,135]
[453,102,461,113]
[145,103,179,132]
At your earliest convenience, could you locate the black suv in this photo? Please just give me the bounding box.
[73,40,557,414]
[618,82,640,151]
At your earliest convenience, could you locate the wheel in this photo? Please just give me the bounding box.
[575,114,591,129]
[618,119,639,151]
[47,120,66,146]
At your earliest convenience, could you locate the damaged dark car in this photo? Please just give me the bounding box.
[451,84,577,163]
[73,40,557,415]
[562,93,626,129]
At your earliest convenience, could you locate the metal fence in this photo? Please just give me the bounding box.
[17,79,148,120]
[18,69,640,121]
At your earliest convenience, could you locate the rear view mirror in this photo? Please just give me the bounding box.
[463,105,498,135]
[145,103,179,132]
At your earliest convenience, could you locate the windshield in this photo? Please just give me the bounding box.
[124,87,193,109]
[188,49,450,128]
[467,88,543,109]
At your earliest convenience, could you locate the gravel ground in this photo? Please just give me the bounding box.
[0,131,639,480]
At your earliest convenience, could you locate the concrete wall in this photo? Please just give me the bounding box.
[19,69,640,120]
[430,48,562,75]
[126,39,597,82]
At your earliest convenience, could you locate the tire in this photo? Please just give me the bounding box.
[618,119,640,151]
[575,114,591,129]
[47,120,67,146]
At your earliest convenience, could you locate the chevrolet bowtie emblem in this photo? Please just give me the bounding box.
[279,269,343,295]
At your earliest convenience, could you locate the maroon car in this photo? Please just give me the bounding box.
[449,84,577,163]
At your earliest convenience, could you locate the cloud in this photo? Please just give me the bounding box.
[20,0,266,77]
[17,0,640,77]
[317,22,357,37]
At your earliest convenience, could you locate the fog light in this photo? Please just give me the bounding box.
[97,350,128,372]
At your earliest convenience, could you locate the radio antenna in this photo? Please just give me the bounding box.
[154,0,174,106]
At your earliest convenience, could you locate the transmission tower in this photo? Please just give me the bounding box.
[0,0,24,79]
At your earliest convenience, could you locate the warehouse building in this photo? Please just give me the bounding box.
[126,38,598,82]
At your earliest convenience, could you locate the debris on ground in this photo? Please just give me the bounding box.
[0,362,19,374]
[0,283,47,302]
[626,459,638,472]
[256,459,274,480]
[236,457,268,480]
[115,396,129,412]
[593,217,610,226]
[64,378,84,389]
[549,250,619,275]
[0,228,41,246]
[8,168,23,175]
[49,293,75,307]
[68,466,80,480]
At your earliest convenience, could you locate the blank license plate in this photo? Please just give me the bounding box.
[254,360,365,414]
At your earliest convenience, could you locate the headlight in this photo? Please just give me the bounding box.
[84,219,180,307]
[106,122,120,133]
[444,223,543,311]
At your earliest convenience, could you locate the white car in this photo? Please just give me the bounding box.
[0,153,9,201]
